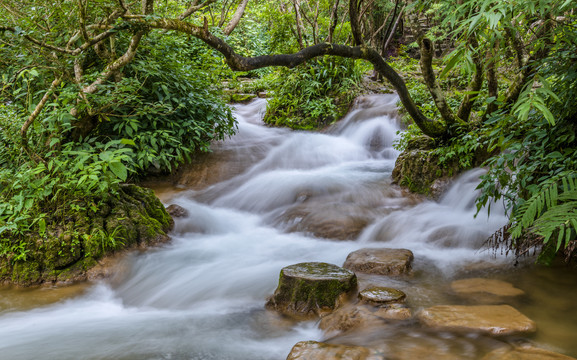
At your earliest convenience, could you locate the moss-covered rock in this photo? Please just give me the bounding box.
[0,184,173,286]
[392,135,493,199]
[392,136,459,198]
[266,262,357,319]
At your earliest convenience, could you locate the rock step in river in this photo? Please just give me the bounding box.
[268,248,574,360]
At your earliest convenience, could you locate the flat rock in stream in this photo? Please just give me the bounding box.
[482,346,577,360]
[451,278,525,303]
[286,341,383,360]
[265,262,357,319]
[358,287,406,305]
[320,303,411,336]
[417,305,537,336]
[343,248,414,275]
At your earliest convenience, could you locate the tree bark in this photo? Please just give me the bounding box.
[223,0,250,35]
[326,0,340,43]
[408,12,464,130]
[349,0,363,45]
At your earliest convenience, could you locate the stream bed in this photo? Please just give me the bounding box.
[1,95,576,359]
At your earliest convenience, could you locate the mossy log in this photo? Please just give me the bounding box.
[266,262,357,319]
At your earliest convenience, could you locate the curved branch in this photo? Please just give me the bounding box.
[223,0,249,35]
[408,12,464,129]
[456,36,484,121]
[139,17,447,138]
[21,76,61,163]
[179,0,218,20]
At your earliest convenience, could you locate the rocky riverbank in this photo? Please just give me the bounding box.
[266,248,575,360]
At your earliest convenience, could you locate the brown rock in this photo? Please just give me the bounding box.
[451,278,525,303]
[482,346,577,360]
[320,304,411,336]
[418,305,537,336]
[343,248,413,275]
[165,204,188,218]
[286,341,383,360]
[278,203,371,240]
[265,262,357,319]
[359,287,406,305]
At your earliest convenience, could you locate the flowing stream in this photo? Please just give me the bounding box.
[1,95,576,359]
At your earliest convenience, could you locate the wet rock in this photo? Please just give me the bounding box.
[320,303,411,335]
[165,204,188,218]
[265,262,357,319]
[418,305,537,336]
[451,278,525,303]
[229,93,257,103]
[343,248,413,276]
[286,340,383,360]
[482,346,577,360]
[359,287,406,305]
[257,91,268,98]
[277,203,371,240]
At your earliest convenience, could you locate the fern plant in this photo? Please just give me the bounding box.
[509,172,577,264]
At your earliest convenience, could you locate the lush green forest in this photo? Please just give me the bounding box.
[1,0,576,283]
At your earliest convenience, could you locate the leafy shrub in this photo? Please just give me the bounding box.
[264,56,363,130]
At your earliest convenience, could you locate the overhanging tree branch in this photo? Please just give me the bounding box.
[135,16,447,138]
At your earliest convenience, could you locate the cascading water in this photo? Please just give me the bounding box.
[1,94,576,360]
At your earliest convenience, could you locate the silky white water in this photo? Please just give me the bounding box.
[3,94,573,360]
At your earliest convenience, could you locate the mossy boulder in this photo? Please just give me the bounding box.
[392,136,459,198]
[392,135,493,199]
[0,184,173,286]
[266,262,357,319]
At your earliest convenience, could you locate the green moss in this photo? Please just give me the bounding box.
[0,184,173,286]
[267,262,357,318]
[229,94,257,103]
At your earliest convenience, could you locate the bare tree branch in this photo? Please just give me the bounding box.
[223,0,250,35]
[179,0,218,20]
[21,76,62,163]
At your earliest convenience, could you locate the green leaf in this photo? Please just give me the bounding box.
[109,161,128,181]
[120,138,136,146]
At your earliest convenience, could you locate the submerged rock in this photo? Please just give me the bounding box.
[265,262,357,319]
[451,278,525,303]
[320,303,411,336]
[286,341,383,360]
[482,346,577,360]
[417,304,537,336]
[359,287,406,305]
[343,248,413,275]
[165,204,188,218]
[275,203,371,240]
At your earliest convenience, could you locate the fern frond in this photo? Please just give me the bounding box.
[533,201,577,251]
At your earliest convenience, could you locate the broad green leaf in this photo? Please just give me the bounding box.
[109,161,128,181]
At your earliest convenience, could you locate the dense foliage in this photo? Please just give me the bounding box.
[265,57,363,129]
[1,0,577,275]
